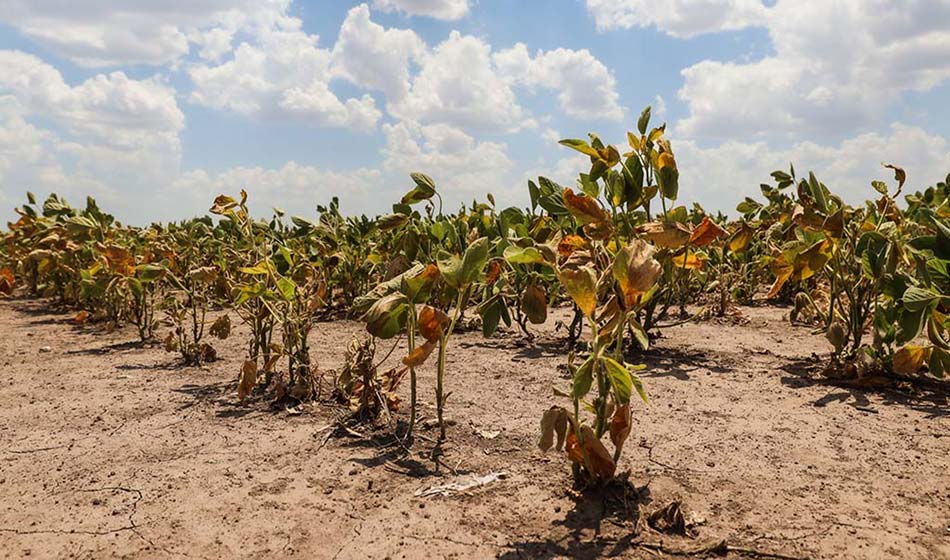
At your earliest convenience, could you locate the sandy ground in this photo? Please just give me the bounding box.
[1,296,949,560]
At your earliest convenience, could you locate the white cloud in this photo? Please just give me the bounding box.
[676,124,950,211]
[0,49,190,221]
[390,31,528,132]
[671,1,950,139]
[495,43,624,121]
[188,11,382,131]
[383,120,514,204]
[372,0,471,20]
[0,0,290,67]
[585,0,767,36]
[171,163,384,218]
[331,4,426,102]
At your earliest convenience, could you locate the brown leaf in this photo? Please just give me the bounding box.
[163,332,178,353]
[402,340,437,367]
[484,258,504,285]
[640,221,690,249]
[418,305,450,343]
[609,404,632,457]
[557,234,589,258]
[566,426,616,480]
[539,406,569,452]
[522,284,547,324]
[73,310,90,324]
[209,314,231,339]
[613,240,662,308]
[0,267,14,295]
[563,188,609,227]
[883,163,906,189]
[688,217,727,247]
[238,359,257,401]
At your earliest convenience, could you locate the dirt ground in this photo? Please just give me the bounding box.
[1,297,948,560]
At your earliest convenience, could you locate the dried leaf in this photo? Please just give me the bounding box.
[522,284,547,324]
[557,234,589,258]
[640,221,690,249]
[893,344,930,374]
[563,188,609,227]
[238,359,257,401]
[403,340,437,367]
[613,240,662,308]
[418,305,450,343]
[566,426,616,480]
[209,314,231,339]
[609,404,632,457]
[539,406,569,451]
[688,217,727,247]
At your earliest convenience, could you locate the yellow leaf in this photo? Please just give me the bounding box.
[613,240,662,308]
[893,345,930,374]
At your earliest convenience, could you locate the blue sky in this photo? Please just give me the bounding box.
[0,0,948,224]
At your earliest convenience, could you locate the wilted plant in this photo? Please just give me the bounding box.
[538,175,661,483]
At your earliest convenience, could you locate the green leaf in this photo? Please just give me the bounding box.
[503,245,545,265]
[602,357,633,404]
[362,293,409,339]
[628,316,649,350]
[572,356,594,400]
[458,237,490,287]
[808,172,829,213]
[276,277,296,301]
[401,172,437,204]
[637,106,651,135]
[559,139,600,158]
[903,287,941,312]
[135,264,166,282]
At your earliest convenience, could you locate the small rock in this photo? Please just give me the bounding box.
[39,346,52,353]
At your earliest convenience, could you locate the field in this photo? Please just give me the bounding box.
[2,298,948,559]
[3,108,950,559]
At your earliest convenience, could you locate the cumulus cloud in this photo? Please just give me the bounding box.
[188,9,382,131]
[383,121,514,203]
[372,0,471,20]
[0,50,185,216]
[672,1,950,139]
[0,0,290,67]
[494,43,624,121]
[331,4,426,101]
[389,31,529,132]
[585,0,767,36]
[675,124,950,211]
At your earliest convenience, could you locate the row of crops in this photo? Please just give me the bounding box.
[2,106,949,485]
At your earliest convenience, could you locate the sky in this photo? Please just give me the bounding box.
[0,0,948,224]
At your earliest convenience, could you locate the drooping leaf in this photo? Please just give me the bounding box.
[609,404,632,457]
[613,240,662,308]
[362,293,409,339]
[893,345,931,375]
[522,284,548,324]
[539,406,570,452]
[237,359,257,401]
[640,221,690,249]
[418,305,450,342]
[563,188,609,227]
[688,217,727,247]
[559,264,598,318]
